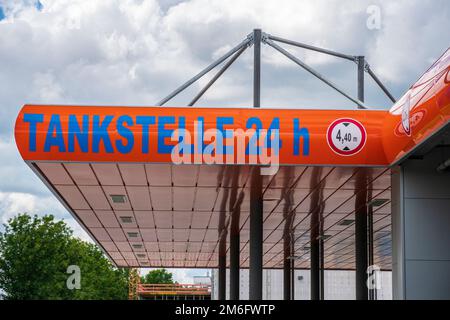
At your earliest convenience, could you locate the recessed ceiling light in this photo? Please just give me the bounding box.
[120,216,133,223]
[368,198,388,207]
[140,261,149,265]
[110,194,126,203]
[127,232,139,238]
[136,253,146,258]
[338,219,355,226]
[132,244,143,249]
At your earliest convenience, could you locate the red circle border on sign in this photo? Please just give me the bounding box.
[326,118,367,156]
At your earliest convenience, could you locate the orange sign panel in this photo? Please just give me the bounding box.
[13,49,450,167]
[15,106,389,166]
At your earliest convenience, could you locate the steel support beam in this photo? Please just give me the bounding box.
[309,168,324,300]
[320,235,325,299]
[264,36,367,109]
[253,29,261,109]
[357,56,365,109]
[368,202,376,300]
[355,171,369,300]
[283,239,291,300]
[189,45,248,106]
[158,29,395,110]
[229,230,240,300]
[229,185,242,301]
[268,34,355,61]
[367,185,376,300]
[366,66,397,103]
[218,238,227,301]
[290,259,295,299]
[355,69,368,300]
[157,36,252,106]
[229,168,242,300]
[310,235,320,300]
[249,29,263,300]
[249,166,263,300]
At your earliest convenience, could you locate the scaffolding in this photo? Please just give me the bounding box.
[136,283,211,300]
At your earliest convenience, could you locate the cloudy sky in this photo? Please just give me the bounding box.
[0,0,449,282]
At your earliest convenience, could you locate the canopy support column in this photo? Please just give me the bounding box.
[283,239,291,300]
[310,232,320,300]
[355,64,369,300]
[229,196,241,300]
[229,231,240,300]
[249,29,263,300]
[218,238,227,300]
[355,170,369,300]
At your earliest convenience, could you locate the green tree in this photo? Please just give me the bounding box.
[141,268,174,284]
[0,214,129,300]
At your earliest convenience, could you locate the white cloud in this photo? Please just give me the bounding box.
[0,190,91,241]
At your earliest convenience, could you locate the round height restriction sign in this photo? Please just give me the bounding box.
[327,118,367,156]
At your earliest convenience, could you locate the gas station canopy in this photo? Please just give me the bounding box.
[13,32,450,275]
[13,91,449,270]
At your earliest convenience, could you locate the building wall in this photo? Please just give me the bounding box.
[392,147,450,299]
[212,269,392,300]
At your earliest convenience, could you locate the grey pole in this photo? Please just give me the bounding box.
[366,66,397,103]
[283,238,291,300]
[189,45,248,106]
[249,29,263,300]
[290,258,295,299]
[368,201,375,300]
[355,171,368,300]
[310,235,320,300]
[229,168,243,300]
[157,36,252,106]
[229,230,240,300]
[367,184,376,300]
[320,234,325,299]
[218,238,227,300]
[268,34,355,61]
[309,168,323,300]
[357,56,365,109]
[229,196,241,300]
[310,209,321,300]
[264,37,367,109]
[253,29,261,109]
[250,166,263,300]
[269,34,396,104]
[355,65,368,300]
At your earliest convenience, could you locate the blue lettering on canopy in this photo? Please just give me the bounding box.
[217,117,234,155]
[23,113,44,152]
[196,117,205,154]
[158,116,175,154]
[68,115,89,152]
[116,115,134,154]
[293,118,310,156]
[92,115,114,153]
[265,117,281,153]
[177,116,193,154]
[44,114,66,152]
[136,116,155,154]
[246,117,262,155]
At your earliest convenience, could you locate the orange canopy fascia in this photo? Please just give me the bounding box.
[13,101,450,167]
